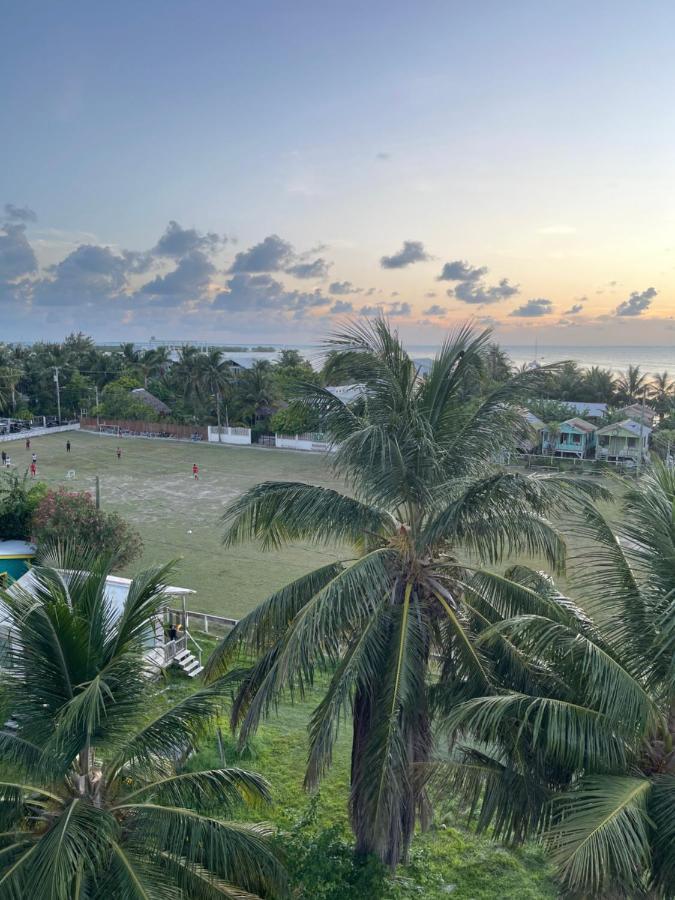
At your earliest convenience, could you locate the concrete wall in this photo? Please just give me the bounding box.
[0,423,80,444]
[275,433,335,452]
[207,426,251,445]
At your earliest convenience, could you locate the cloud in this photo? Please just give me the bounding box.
[140,250,216,304]
[423,304,447,316]
[375,152,391,160]
[563,303,584,315]
[4,203,37,223]
[425,291,437,298]
[359,301,411,317]
[452,278,519,305]
[153,220,223,258]
[33,244,132,307]
[615,287,657,317]
[329,280,360,295]
[285,257,331,279]
[389,301,411,316]
[509,298,554,318]
[330,300,353,314]
[437,260,487,282]
[213,273,330,316]
[380,240,429,269]
[229,234,294,273]
[0,223,38,281]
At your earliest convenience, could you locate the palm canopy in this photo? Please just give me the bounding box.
[206,318,606,867]
[0,543,286,900]
[443,463,675,897]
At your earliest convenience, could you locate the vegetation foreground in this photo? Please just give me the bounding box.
[0,320,672,898]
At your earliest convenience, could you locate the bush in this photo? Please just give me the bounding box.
[270,401,320,436]
[0,471,47,540]
[32,489,142,566]
[274,798,387,900]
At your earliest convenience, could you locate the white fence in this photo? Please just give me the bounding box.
[275,432,335,452]
[207,426,252,445]
[0,423,80,444]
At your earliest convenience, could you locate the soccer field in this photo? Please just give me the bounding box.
[1,430,344,618]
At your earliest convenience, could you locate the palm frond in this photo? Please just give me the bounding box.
[222,481,392,550]
[546,775,652,896]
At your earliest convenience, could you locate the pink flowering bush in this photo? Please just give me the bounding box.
[32,489,142,567]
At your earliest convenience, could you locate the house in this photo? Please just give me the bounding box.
[130,388,171,416]
[619,404,656,427]
[564,402,608,423]
[518,409,546,452]
[595,419,651,464]
[325,383,367,403]
[542,417,597,458]
[222,357,256,379]
[1,570,204,678]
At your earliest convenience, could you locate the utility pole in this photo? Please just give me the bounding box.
[95,385,100,428]
[53,367,62,424]
[636,390,646,478]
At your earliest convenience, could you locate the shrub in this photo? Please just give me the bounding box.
[0,471,47,540]
[32,489,142,566]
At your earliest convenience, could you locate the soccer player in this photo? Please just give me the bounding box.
[66,440,71,452]
[25,437,30,450]
[192,462,199,480]
[30,461,36,478]
[116,447,122,460]
[31,453,37,465]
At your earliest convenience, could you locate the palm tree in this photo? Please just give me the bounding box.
[581,366,616,404]
[616,364,649,405]
[649,371,674,417]
[200,349,233,437]
[173,345,205,415]
[0,544,286,899]
[239,360,277,425]
[204,318,603,867]
[444,465,675,897]
[136,348,170,389]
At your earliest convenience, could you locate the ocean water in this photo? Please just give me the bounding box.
[135,341,675,375]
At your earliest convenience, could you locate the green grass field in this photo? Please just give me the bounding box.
[2,430,345,617]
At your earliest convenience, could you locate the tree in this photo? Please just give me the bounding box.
[0,544,286,899]
[32,489,143,568]
[0,470,47,540]
[581,366,616,404]
[270,401,320,436]
[649,371,674,417]
[200,349,233,435]
[444,465,675,897]
[616,364,649,405]
[204,318,603,867]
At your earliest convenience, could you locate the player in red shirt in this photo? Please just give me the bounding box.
[192,463,199,480]
[30,461,36,478]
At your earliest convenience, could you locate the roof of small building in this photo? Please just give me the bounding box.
[560,417,597,433]
[620,404,656,422]
[596,418,652,437]
[0,540,36,558]
[130,388,171,415]
[520,409,545,430]
[565,401,608,418]
[1,569,194,627]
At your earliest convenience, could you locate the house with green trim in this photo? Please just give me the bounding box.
[595,418,651,464]
[541,417,597,459]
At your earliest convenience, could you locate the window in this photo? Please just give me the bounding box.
[627,437,637,448]
[572,433,581,444]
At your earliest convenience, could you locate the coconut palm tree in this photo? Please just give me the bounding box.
[581,366,616,405]
[0,544,286,899]
[444,464,675,898]
[204,318,604,868]
[200,349,234,436]
[649,371,674,417]
[616,364,649,405]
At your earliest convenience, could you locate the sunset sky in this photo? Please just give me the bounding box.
[2,0,675,345]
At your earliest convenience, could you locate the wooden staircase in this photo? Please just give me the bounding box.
[173,647,203,678]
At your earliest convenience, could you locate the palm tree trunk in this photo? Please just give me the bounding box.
[349,681,431,868]
[216,389,222,441]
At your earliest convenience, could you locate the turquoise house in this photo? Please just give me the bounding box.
[541,417,597,459]
[0,541,36,584]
